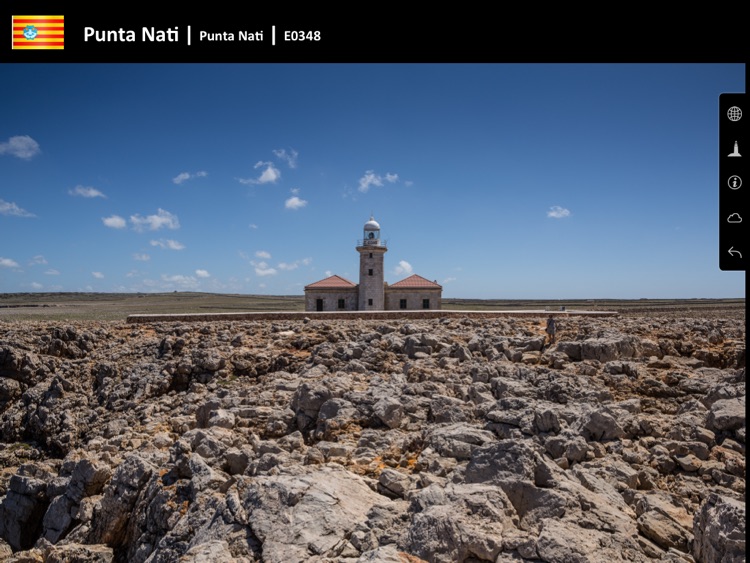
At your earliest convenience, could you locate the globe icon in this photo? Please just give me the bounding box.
[727,106,742,121]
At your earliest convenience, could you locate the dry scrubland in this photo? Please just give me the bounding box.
[0,293,745,321]
[0,295,745,562]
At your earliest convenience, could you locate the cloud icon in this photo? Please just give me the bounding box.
[727,213,743,223]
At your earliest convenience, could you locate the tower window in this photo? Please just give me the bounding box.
[423,299,430,309]
[338,299,345,309]
[368,298,373,306]
[369,253,373,258]
[400,299,407,309]
[368,269,373,276]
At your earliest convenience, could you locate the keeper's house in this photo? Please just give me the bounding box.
[304,217,442,312]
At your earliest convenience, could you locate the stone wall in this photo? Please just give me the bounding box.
[304,288,358,312]
[127,309,618,323]
[385,288,442,311]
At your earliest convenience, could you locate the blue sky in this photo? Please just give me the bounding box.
[0,63,745,298]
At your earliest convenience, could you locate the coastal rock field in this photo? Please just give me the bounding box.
[0,313,745,562]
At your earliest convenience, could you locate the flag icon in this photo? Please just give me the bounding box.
[12,15,64,50]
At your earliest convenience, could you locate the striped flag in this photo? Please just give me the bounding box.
[12,15,64,50]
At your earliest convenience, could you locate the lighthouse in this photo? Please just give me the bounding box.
[356,216,387,310]
[304,216,441,311]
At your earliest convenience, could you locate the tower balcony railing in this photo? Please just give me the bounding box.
[357,239,388,248]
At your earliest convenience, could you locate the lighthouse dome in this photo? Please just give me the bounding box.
[364,216,381,231]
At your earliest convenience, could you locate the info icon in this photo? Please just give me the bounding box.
[728,175,742,190]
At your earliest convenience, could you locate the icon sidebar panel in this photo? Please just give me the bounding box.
[720,93,746,271]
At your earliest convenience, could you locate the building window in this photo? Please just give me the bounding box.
[338,299,345,309]
[423,299,430,309]
[368,298,373,306]
[316,299,323,311]
[369,253,373,258]
[368,269,373,276]
[400,299,407,309]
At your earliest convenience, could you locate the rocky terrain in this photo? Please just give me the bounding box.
[0,313,744,562]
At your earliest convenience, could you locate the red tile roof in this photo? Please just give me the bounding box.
[389,274,442,289]
[305,275,357,289]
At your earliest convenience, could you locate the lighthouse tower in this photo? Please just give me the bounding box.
[357,216,387,310]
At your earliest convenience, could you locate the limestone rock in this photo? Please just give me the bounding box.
[0,315,743,561]
[87,455,155,547]
[707,396,745,432]
[693,493,746,563]
[406,483,516,562]
[241,465,386,562]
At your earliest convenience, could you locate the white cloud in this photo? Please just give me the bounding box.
[358,170,399,193]
[173,171,208,185]
[273,148,299,169]
[394,260,413,276]
[285,196,307,210]
[102,215,127,229]
[404,180,414,187]
[131,208,180,231]
[0,199,35,217]
[248,223,258,229]
[255,250,271,259]
[29,255,48,265]
[195,269,210,278]
[150,239,185,250]
[133,253,150,261]
[325,270,332,277]
[69,185,106,198]
[278,257,312,271]
[547,206,571,219]
[291,187,300,195]
[257,162,281,183]
[442,277,457,284]
[44,269,60,275]
[358,171,382,193]
[92,271,104,279]
[161,274,199,289]
[0,135,41,160]
[1,257,20,268]
[251,260,277,276]
[31,282,43,290]
[238,161,281,185]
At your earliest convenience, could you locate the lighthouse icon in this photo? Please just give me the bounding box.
[728,141,741,157]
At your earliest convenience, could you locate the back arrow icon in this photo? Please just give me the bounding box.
[728,247,742,258]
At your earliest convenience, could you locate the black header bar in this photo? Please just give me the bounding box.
[4,4,746,63]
